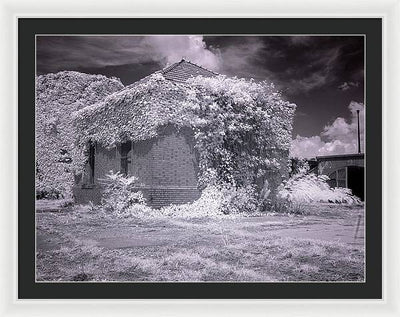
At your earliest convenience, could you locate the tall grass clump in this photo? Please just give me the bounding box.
[277,173,361,205]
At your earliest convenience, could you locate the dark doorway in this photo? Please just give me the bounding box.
[120,141,132,176]
[88,141,95,184]
[347,166,364,201]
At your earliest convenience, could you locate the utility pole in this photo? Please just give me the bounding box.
[357,109,361,154]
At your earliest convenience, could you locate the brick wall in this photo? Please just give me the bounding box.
[73,125,200,207]
[136,186,200,209]
[129,126,198,187]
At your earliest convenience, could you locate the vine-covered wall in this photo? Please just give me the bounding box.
[36,71,124,198]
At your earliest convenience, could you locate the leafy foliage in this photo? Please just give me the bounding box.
[74,73,296,191]
[158,184,260,218]
[277,169,362,205]
[36,71,123,198]
[99,171,147,215]
[73,73,194,147]
[187,76,295,188]
[289,158,311,176]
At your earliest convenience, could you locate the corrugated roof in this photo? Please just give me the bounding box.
[316,153,365,161]
[161,59,218,83]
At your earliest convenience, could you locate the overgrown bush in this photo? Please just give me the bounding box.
[188,76,296,189]
[99,171,147,215]
[159,183,259,218]
[277,173,361,205]
[219,184,259,215]
[289,158,311,177]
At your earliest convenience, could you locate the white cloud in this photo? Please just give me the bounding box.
[322,101,365,144]
[144,36,222,71]
[37,35,222,72]
[290,135,326,159]
[290,101,365,158]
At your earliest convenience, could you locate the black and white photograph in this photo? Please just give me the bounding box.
[35,34,366,283]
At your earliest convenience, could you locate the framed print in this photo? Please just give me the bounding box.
[0,0,398,312]
[16,17,383,300]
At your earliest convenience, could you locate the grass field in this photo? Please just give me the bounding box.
[36,202,364,282]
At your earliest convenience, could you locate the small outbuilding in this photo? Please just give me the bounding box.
[316,153,365,201]
[72,59,295,208]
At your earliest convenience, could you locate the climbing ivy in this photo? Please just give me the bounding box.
[73,73,296,190]
[36,71,124,198]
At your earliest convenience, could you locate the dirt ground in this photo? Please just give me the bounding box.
[36,201,365,282]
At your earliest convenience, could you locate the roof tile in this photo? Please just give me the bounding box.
[162,59,217,83]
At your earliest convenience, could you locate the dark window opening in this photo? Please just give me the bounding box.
[328,166,364,201]
[328,168,346,188]
[88,141,95,184]
[120,141,132,176]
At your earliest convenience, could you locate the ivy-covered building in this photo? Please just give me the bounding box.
[73,60,296,208]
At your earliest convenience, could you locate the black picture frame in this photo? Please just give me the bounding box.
[19,18,382,299]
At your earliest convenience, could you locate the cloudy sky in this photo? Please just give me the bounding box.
[36,35,365,158]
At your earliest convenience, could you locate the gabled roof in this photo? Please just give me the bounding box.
[123,59,218,90]
[161,59,218,83]
[73,59,295,149]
